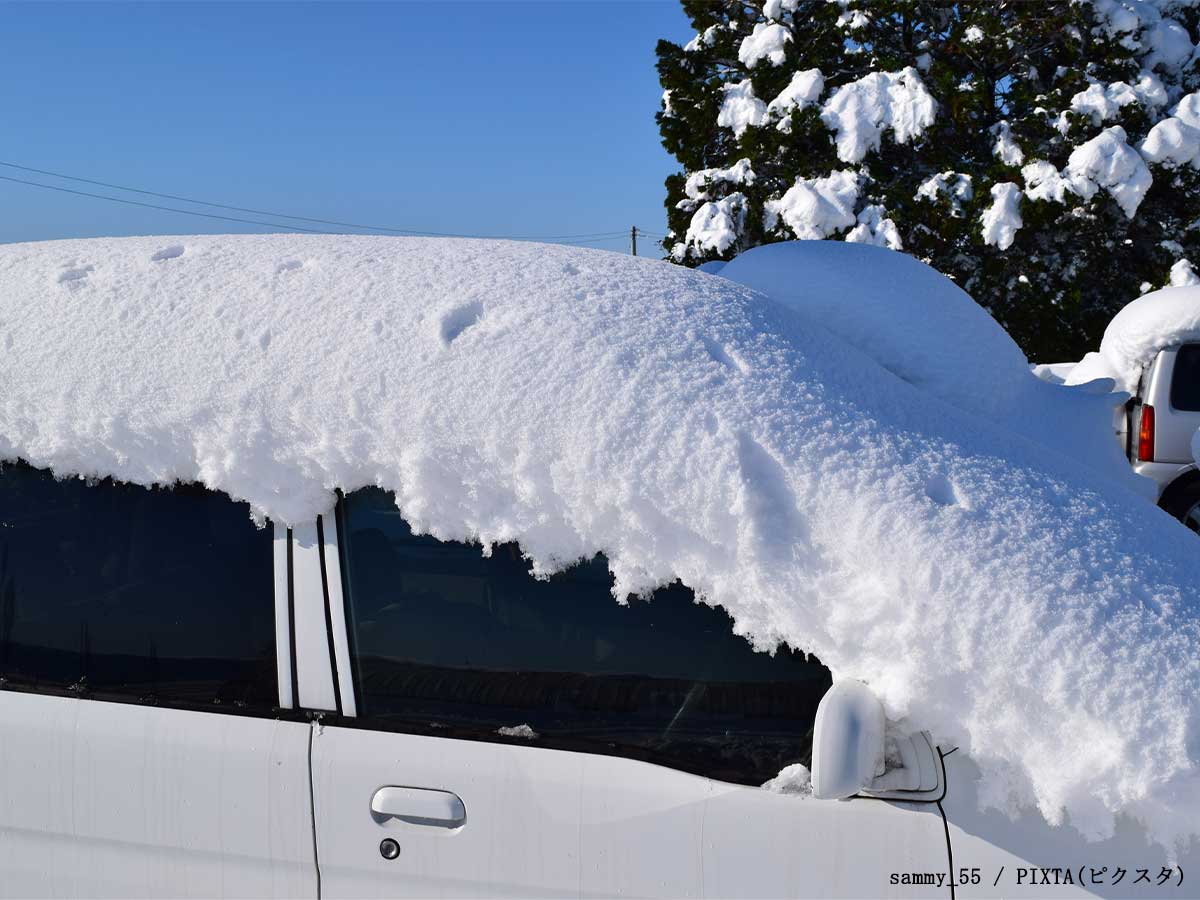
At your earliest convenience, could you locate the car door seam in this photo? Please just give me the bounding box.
[308,720,322,899]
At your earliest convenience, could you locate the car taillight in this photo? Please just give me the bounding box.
[1137,404,1155,461]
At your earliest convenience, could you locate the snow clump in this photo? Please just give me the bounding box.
[844,205,902,250]
[915,172,973,215]
[718,79,769,137]
[739,21,791,68]
[1066,125,1153,217]
[761,763,812,795]
[819,67,936,163]
[683,194,747,256]
[980,182,1023,250]
[764,170,859,239]
[768,68,824,132]
[992,121,1025,166]
[1141,90,1200,169]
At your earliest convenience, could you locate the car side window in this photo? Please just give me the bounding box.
[1171,344,1200,411]
[336,487,831,785]
[0,460,277,710]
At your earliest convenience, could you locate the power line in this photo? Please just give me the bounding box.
[0,161,636,242]
[0,174,332,234]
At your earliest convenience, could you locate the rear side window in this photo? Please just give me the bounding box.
[1171,344,1200,411]
[337,487,831,786]
[0,461,276,709]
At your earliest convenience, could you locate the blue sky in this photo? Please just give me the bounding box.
[0,1,693,251]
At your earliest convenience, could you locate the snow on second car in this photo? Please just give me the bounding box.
[0,234,1198,852]
[1069,284,1200,393]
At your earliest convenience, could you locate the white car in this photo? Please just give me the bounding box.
[2,236,1198,898]
[1123,344,1200,526]
[1040,286,1200,529]
[0,459,956,898]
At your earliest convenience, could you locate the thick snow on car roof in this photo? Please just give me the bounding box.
[1,234,1199,850]
[718,241,1145,493]
[1069,284,1200,392]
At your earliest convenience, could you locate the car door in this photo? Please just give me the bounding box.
[308,487,950,898]
[940,751,1200,899]
[0,461,316,898]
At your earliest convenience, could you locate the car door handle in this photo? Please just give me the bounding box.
[370,786,467,828]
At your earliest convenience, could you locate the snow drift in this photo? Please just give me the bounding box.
[1069,284,1200,392]
[718,241,1146,496]
[1,235,1199,852]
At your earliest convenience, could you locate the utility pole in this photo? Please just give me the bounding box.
[630,225,638,257]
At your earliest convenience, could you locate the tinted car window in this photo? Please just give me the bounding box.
[1171,344,1200,411]
[0,461,276,709]
[337,487,831,785]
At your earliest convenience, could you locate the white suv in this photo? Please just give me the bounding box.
[1124,343,1200,527]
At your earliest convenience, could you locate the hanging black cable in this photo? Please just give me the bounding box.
[0,161,636,241]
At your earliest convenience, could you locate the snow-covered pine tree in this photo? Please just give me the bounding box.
[657,1,1200,361]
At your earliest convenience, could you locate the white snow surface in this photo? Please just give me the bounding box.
[1068,284,1200,393]
[819,67,936,163]
[1171,258,1200,287]
[1031,361,1080,385]
[718,240,1143,496]
[2,235,1200,851]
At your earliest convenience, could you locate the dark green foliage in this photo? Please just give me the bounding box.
[657,1,1200,362]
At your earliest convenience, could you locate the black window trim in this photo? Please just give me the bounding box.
[1170,342,1200,412]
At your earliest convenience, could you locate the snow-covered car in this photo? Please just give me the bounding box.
[1,236,1198,898]
[1049,286,1200,529]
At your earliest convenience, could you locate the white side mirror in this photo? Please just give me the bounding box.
[811,680,885,800]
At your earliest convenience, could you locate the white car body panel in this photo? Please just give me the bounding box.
[940,753,1200,900]
[0,692,315,898]
[311,727,584,898]
[311,724,950,899]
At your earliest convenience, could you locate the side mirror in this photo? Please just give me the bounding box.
[811,680,885,800]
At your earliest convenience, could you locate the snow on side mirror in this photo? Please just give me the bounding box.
[811,680,885,800]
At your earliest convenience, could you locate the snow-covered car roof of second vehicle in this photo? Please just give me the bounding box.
[1069,285,1200,392]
